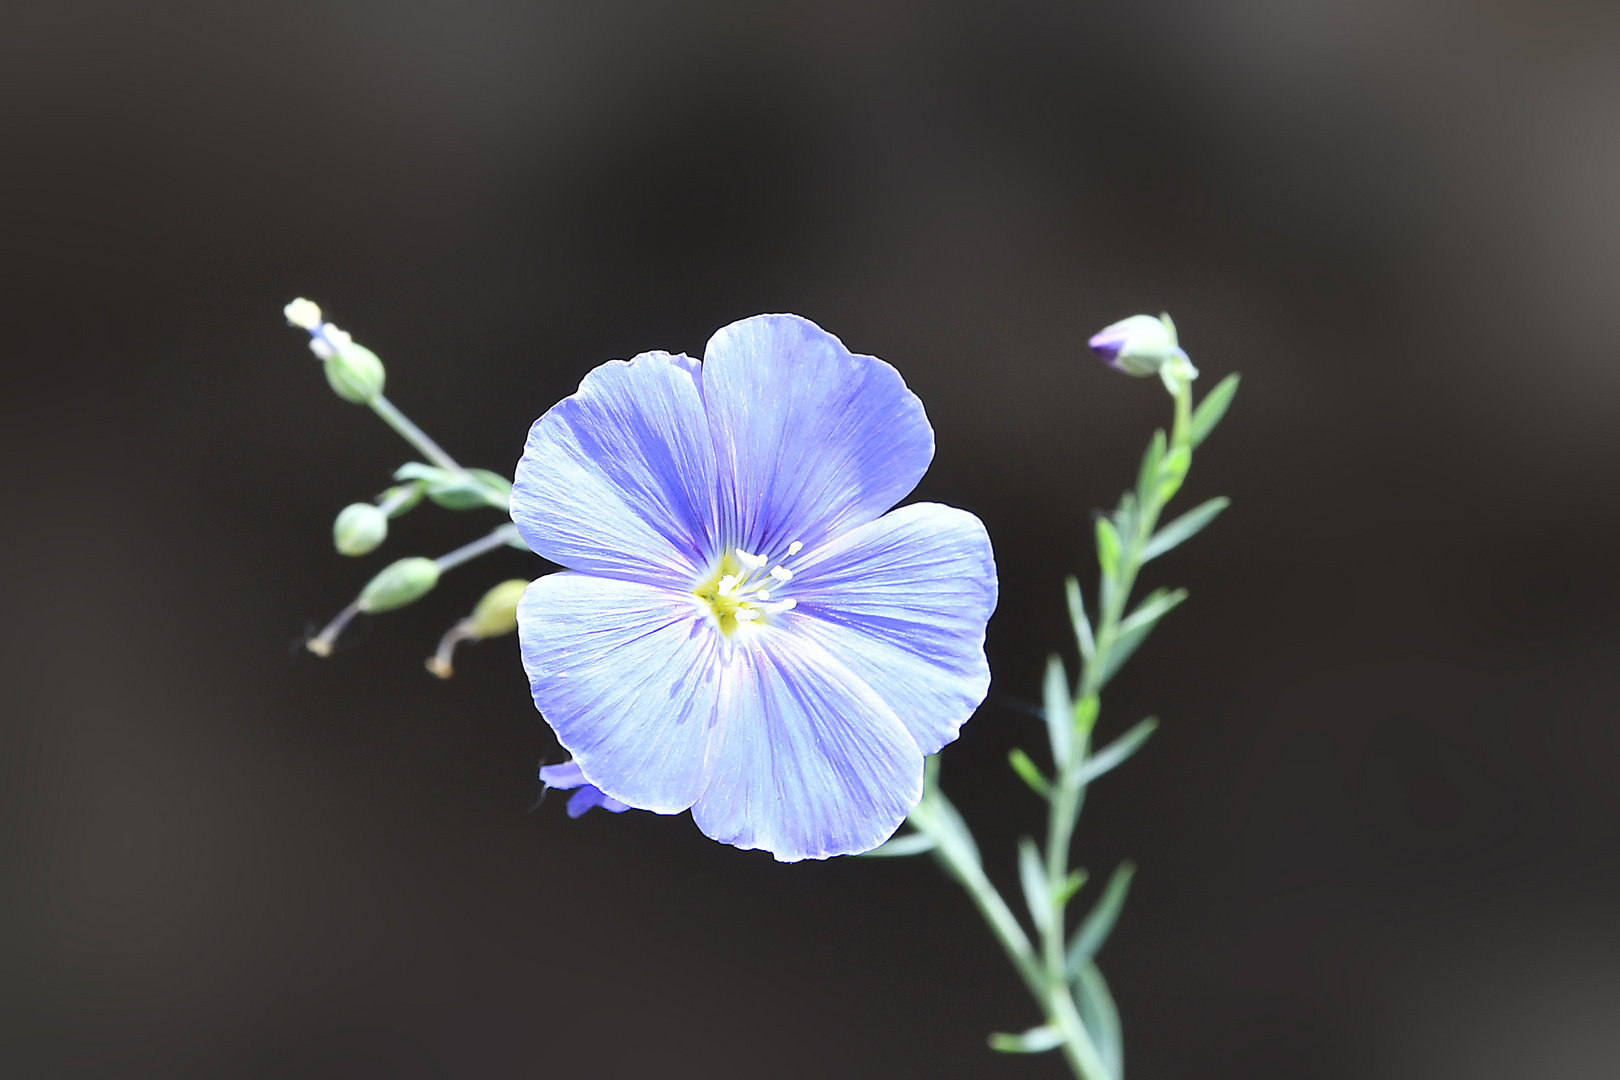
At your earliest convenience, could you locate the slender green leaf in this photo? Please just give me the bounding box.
[1057,867,1089,907]
[1073,694,1099,741]
[1136,429,1166,511]
[1017,837,1052,934]
[1117,587,1188,639]
[1042,655,1074,770]
[1074,963,1123,1080]
[861,831,937,857]
[1075,718,1157,787]
[989,1026,1064,1054]
[1155,445,1191,504]
[1066,862,1136,978]
[1141,496,1229,562]
[1093,589,1185,690]
[909,781,981,877]
[1065,576,1095,662]
[1095,517,1121,579]
[1190,372,1240,448]
[1008,748,1052,800]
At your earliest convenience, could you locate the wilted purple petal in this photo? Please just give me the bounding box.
[539,760,630,817]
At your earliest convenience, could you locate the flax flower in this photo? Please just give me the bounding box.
[511,314,996,861]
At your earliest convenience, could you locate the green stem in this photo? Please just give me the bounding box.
[434,523,522,572]
[368,394,466,474]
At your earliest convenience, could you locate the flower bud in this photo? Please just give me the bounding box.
[468,579,529,639]
[322,339,386,404]
[357,556,440,613]
[284,297,322,330]
[333,502,389,556]
[1088,313,1197,381]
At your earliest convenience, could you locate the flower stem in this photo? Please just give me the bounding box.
[368,394,466,474]
[434,523,522,572]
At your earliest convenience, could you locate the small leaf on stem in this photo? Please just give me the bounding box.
[1190,372,1240,448]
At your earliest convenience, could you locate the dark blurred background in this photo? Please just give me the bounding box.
[3,1,1619,1077]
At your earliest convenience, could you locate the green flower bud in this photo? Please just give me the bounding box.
[322,341,386,404]
[333,502,389,556]
[1087,313,1198,383]
[469,579,529,639]
[357,556,440,613]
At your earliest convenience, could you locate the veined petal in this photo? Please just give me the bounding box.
[690,630,923,862]
[512,351,717,585]
[788,502,997,756]
[699,314,934,554]
[518,572,726,813]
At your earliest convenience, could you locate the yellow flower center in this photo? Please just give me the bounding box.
[692,542,803,637]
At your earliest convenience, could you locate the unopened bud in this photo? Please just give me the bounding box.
[357,557,440,613]
[284,297,323,329]
[469,579,529,638]
[1088,313,1198,384]
[333,502,388,556]
[424,578,530,678]
[323,339,386,404]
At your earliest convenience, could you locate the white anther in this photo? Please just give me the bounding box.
[767,598,797,614]
[735,549,767,570]
[284,298,323,329]
[769,565,793,583]
[308,338,335,360]
[717,575,739,595]
[756,589,771,601]
[786,541,803,556]
[734,609,760,622]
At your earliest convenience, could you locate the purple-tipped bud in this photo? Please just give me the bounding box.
[1088,313,1194,380]
[539,759,631,818]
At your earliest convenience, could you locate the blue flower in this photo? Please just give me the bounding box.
[511,314,997,862]
[540,760,631,818]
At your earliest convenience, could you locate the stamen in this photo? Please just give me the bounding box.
[718,574,739,595]
[756,589,771,600]
[734,609,760,622]
[735,548,767,570]
[769,565,793,583]
[786,541,803,556]
[764,598,797,614]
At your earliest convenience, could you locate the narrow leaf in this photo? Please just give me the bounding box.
[1136,429,1166,511]
[1008,748,1052,800]
[861,831,937,858]
[1073,694,1099,741]
[1155,445,1191,504]
[1094,517,1121,579]
[1190,372,1240,448]
[1075,718,1157,787]
[988,1026,1064,1054]
[1074,963,1123,1080]
[1141,496,1229,562]
[1042,655,1074,769]
[911,782,981,875]
[1065,576,1096,662]
[1018,837,1052,934]
[1066,862,1136,977]
[1117,587,1187,639]
[1057,867,1089,906]
[1094,590,1185,690]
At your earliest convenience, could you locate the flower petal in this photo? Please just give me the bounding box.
[512,351,717,585]
[690,630,923,862]
[518,572,726,813]
[786,502,996,756]
[699,314,934,555]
